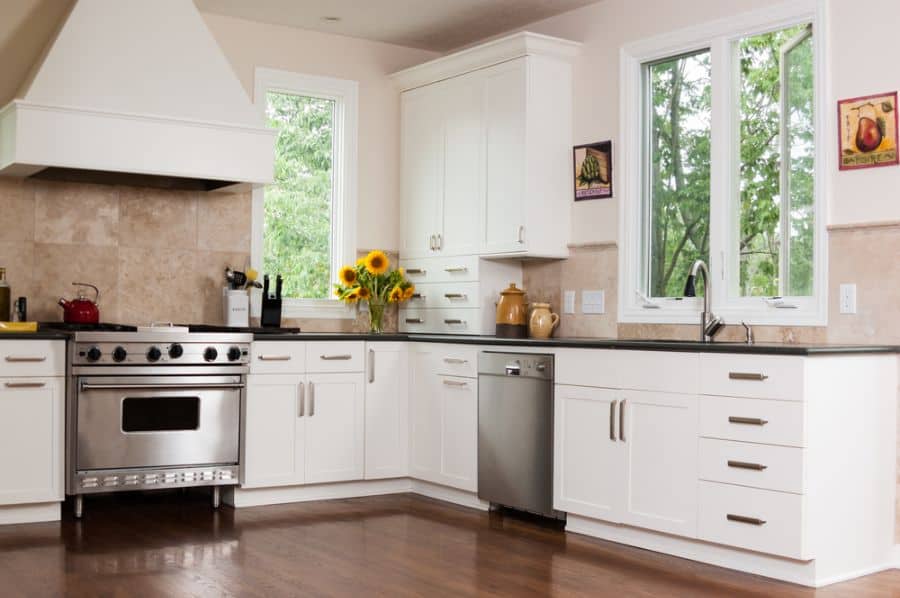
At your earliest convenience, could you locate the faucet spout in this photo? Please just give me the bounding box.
[684,259,723,342]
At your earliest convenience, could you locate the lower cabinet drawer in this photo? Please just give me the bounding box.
[698,438,805,494]
[434,345,479,379]
[698,481,808,560]
[699,396,805,447]
[251,341,306,374]
[305,342,364,373]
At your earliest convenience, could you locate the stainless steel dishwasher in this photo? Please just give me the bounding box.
[478,351,558,518]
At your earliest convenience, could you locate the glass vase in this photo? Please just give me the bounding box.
[367,299,385,334]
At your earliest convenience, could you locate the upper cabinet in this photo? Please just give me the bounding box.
[394,33,579,259]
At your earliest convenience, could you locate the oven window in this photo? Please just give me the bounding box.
[122,397,200,432]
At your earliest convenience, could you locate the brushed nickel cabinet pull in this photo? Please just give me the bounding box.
[368,349,375,384]
[258,355,292,361]
[444,319,465,325]
[4,356,47,363]
[443,379,468,387]
[405,318,424,324]
[4,382,47,389]
[443,358,467,364]
[727,460,768,471]
[308,382,315,416]
[619,399,626,442]
[298,382,305,417]
[437,234,443,250]
[609,400,618,441]
[406,269,425,275]
[429,235,436,251]
[443,293,467,299]
[727,514,767,526]
[517,225,525,244]
[728,416,769,426]
[729,372,769,381]
[444,266,468,273]
[320,354,353,361]
[411,293,424,299]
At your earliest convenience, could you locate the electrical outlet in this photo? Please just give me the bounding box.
[563,290,576,314]
[582,290,605,314]
[839,283,857,314]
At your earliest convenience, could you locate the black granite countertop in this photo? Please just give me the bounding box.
[251,332,900,355]
[0,331,71,340]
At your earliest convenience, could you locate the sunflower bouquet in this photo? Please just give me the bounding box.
[334,250,415,333]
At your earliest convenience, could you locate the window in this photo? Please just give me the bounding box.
[620,1,825,325]
[253,69,358,319]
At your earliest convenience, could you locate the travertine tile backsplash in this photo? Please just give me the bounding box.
[0,177,252,325]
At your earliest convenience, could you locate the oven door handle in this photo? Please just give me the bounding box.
[79,382,246,392]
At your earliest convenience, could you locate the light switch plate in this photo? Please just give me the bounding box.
[582,290,605,314]
[563,290,576,314]
[839,283,857,314]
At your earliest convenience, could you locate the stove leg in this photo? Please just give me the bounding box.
[212,486,220,510]
[74,495,84,519]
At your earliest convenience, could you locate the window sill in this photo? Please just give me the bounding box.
[619,304,827,327]
[253,297,357,321]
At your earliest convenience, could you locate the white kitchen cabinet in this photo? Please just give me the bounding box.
[408,344,478,492]
[395,33,577,260]
[243,342,366,489]
[243,374,305,488]
[365,343,409,480]
[619,390,697,537]
[437,375,477,492]
[400,83,444,258]
[0,377,64,505]
[408,346,441,482]
[553,385,623,521]
[305,373,365,484]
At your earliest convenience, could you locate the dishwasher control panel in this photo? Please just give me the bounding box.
[478,352,554,380]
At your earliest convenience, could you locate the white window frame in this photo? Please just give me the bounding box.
[618,0,829,326]
[252,67,359,320]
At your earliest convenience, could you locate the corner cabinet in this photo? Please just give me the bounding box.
[394,32,578,259]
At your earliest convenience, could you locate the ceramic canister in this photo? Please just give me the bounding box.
[495,283,528,338]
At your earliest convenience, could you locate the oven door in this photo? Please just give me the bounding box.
[75,375,242,471]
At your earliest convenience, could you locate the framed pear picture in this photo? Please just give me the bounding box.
[838,91,898,170]
[574,141,612,200]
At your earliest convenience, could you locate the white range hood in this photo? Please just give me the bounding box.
[0,0,275,191]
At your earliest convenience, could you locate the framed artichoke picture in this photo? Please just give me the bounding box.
[573,141,612,200]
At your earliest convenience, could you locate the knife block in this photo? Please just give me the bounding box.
[260,296,282,328]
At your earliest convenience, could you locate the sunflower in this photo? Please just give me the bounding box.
[334,287,342,298]
[356,257,366,266]
[339,266,358,286]
[345,288,360,303]
[357,287,371,300]
[364,250,389,275]
[403,285,416,300]
[397,267,405,277]
[389,287,403,303]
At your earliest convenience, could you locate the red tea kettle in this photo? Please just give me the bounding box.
[58,283,100,324]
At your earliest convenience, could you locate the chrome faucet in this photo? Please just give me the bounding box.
[683,259,724,342]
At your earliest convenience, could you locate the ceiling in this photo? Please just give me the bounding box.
[193,0,598,51]
[0,0,596,106]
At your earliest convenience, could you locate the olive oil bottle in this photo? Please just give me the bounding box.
[0,268,10,321]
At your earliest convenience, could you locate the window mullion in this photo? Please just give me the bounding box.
[708,36,731,313]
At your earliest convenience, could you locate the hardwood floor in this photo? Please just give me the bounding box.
[0,492,897,597]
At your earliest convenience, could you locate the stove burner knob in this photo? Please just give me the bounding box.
[112,346,127,363]
[204,347,218,362]
[168,343,184,359]
[227,346,242,362]
[86,346,102,362]
[147,347,162,362]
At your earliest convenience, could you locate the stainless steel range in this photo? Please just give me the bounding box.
[64,326,252,517]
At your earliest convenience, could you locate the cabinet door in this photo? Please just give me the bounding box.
[400,85,443,258]
[438,375,477,492]
[481,58,528,254]
[620,390,698,538]
[305,373,365,484]
[408,346,441,483]
[364,343,409,480]
[553,385,624,521]
[439,71,483,256]
[243,374,306,488]
[0,378,63,504]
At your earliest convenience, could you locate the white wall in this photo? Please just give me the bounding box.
[201,13,439,252]
[517,0,900,238]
